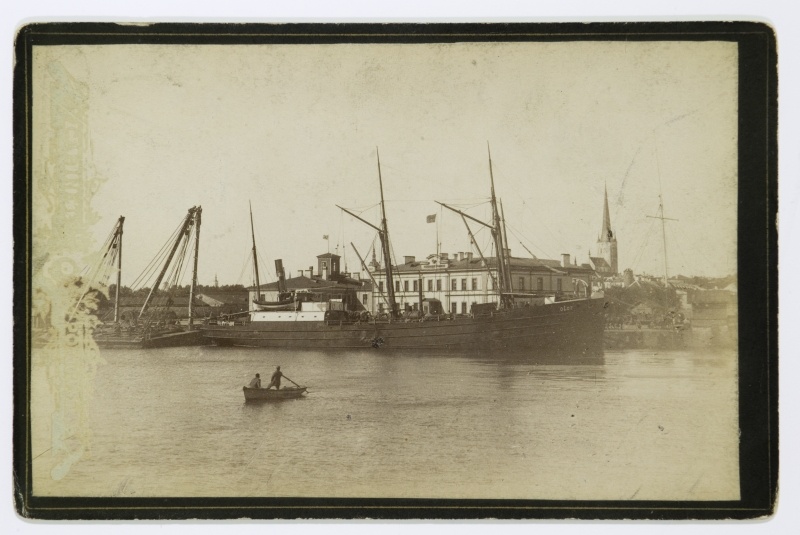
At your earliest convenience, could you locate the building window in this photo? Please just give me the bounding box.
[404,280,409,292]
[378,303,385,313]
[451,303,457,314]
[461,278,467,290]
[362,293,368,304]
[451,279,457,291]
[427,279,433,292]
[413,280,418,292]
[519,277,525,290]
[557,278,562,292]
[322,261,327,270]
[395,281,400,293]
[461,302,467,314]
[471,278,478,290]
[436,279,442,291]
[537,277,543,291]
[379,281,384,292]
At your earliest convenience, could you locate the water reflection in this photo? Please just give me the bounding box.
[32,345,738,501]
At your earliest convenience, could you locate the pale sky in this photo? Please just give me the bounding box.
[32,40,738,288]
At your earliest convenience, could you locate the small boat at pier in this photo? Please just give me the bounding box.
[243,385,308,401]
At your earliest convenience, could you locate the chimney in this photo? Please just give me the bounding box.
[504,248,511,258]
[562,254,570,268]
[404,255,415,264]
[298,270,304,277]
[309,266,314,278]
[275,259,287,294]
[459,252,465,261]
[466,252,473,262]
[440,252,449,260]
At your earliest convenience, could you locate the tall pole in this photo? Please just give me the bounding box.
[647,194,678,310]
[249,201,261,304]
[139,207,196,320]
[351,242,390,311]
[434,206,500,293]
[376,148,398,318]
[188,206,202,328]
[113,216,124,323]
[499,199,513,294]
[487,143,512,308]
[659,197,669,289]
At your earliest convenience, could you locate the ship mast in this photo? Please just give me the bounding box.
[647,194,678,309]
[487,144,513,309]
[187,207,202,328]
[499,199,513,294]
[249,201,261,303]
[434,202,499,294]
[337,148,399,319]
[113,215,125,323]
[376,149,399,318]
[351,242,391,311]
[138,206,198,320]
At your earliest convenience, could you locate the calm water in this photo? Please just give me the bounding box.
[30,345,740,501]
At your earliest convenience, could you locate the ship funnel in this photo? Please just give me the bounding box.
[275,259,287,293]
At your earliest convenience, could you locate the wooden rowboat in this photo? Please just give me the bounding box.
[243,385,308,401]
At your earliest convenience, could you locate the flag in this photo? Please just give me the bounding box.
[323,235,329,240]
[426,214,436,223]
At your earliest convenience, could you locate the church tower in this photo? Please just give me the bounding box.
[595,184,619,275]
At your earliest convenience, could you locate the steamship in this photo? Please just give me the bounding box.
[200,151,605,355]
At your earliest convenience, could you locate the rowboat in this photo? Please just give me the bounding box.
[243,385,308,401]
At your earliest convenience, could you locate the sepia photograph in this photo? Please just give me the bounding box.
[12,21,777,520]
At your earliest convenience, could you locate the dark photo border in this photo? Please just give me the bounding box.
[12,21,778,520]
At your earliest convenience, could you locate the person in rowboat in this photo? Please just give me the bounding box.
[248,373,261,388]
[265,366,283,390]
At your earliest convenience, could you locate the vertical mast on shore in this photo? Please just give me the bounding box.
[187,207,202,328]
[138,207,198,320]
[113,216,125,323]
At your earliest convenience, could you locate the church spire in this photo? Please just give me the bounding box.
[601,182,613,242]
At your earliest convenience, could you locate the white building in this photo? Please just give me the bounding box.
[369,251,594,316]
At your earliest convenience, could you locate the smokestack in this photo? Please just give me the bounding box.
[275,259,287,293]
[562,254,570,268]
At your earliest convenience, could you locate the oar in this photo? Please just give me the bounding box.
[282,375,303,388]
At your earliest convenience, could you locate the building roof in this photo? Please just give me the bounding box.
[589,256,612,271]
[377,256,587,275]
[316,253,341,259]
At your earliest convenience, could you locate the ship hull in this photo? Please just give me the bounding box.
[93,329,209,349]
[201,297,605,356]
